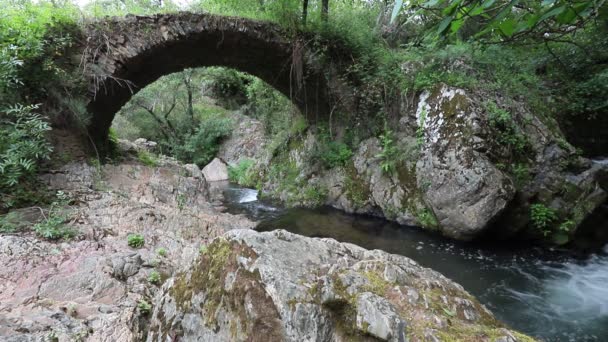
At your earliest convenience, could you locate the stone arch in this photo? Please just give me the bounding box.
[81,13,332,146]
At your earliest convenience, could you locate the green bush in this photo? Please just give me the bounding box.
[0,211,22,233]
[228,159,255,185]
[32,191,74,240]
[137,299,152,315]
[34,214,73,240]
[156,247,167,257]
[148,270,161,285]
[376,128,399,174]
[320,141,353,169]
[485,101,528,156]
[127,233,145,248]
[0,104,53,209]
[530,204,558,236]
[245,78,296,137]
[172,116,233,167]
[136,150,158,167]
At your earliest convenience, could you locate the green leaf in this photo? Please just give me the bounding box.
[390,0,404,24]
[481,0,497,8]
[437,15,454,34]
[526,13,540,28]
[450,18,465,34]
[556,7,577,24]
[442,0,462,15]
[498,18,517,37]
[469,5,484,16]
[539,5,566,22]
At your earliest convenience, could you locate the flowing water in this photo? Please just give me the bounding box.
[220,184,608,341]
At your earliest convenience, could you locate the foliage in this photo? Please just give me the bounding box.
[376,128,399,174]
[0,211,23,233]
[289,184,329,207]
[315,127,353,169]
[127,233,145,248]
[33,191,74,240]
[156,247,167,257]
[530,203,558,236]
[228,159,255,185]
[393,0,605,42]
[148,270,161,284]
[319,141,353,169]
[172,116,233,167]
[84,0,178,17]
[0,105,53,186]
[485,101,528,156]
[137,150,159,167]
[137,299,152,315]
[0,1,79,108]
[511,163,530,188]
[245,77,298,137]
[417,208,439,228]
[0,104,53,209]
[34,214,73,240]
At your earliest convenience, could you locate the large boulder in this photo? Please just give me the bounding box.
[147,229,534,342]
[202,158,229,182]
[415,85,515,239]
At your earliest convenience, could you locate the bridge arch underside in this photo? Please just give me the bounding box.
[86,17,331,146]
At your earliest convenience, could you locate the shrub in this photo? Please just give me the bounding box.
[148,270,161,284]
[320,141,353,169]
[0,211,23,233]
[228,159,255,185]
[172,116,233,167]
[32,191,74,240]
[0,104,53,208]
[127,234,145,248]
[530,204,558,236]
[485,101,528,156]
[376,128,399,174]
[417,208,438,228]
[137,299,152,315]
[33,214,74,240]
[136,150,158,167]
[156,247,167,257]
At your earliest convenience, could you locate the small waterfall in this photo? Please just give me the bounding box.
[237,188,258,203]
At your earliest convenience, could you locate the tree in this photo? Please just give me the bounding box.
[392,0,607,43]
[321,0,329,22]
[302,0,309,25]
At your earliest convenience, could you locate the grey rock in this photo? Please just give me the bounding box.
[355,292,407,341]
[415,85,515,239]
[183,163,203,179]
[202,158,229,182]
[1,157,255,341]
[148,229,531,341]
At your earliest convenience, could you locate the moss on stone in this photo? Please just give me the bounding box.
[167,238,284,340]
[343,162,371,209]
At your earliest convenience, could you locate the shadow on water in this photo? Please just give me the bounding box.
[220,183,608,341]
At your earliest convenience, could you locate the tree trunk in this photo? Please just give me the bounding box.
[302,0,309,25]
[183,73,195,132]
[321,0,329,22]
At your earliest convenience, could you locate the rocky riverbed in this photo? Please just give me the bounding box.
[0,143,533,341]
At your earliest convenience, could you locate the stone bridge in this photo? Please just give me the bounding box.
[79,12,336,146]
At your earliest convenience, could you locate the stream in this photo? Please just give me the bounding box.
[219,183,608,341]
